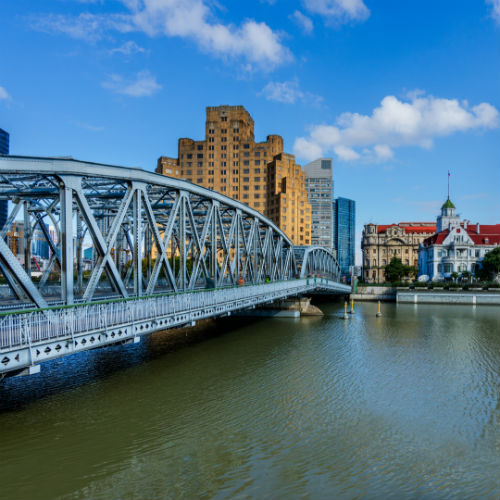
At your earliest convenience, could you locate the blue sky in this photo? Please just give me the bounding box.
[1,0,499,260]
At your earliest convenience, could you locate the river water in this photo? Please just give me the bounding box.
[0,301,498,500]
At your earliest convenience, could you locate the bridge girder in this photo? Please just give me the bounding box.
[0,155,317,308]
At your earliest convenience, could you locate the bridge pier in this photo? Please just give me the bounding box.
[236,296,323,318]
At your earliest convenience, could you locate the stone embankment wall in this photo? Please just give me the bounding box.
[397,290,500,305]
[350,286,396,302]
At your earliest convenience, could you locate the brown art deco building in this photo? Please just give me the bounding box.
[361,222,436,283]
[157,105,311,245]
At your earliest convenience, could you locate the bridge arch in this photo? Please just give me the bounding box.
[0,155,299,308]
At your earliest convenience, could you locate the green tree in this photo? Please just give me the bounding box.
[481,247,500,279]
[404,265,418,278]
[385,257,406,283]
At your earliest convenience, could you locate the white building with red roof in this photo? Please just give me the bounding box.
[418,198,500,280]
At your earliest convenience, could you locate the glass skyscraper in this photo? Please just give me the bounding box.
[333,197,356,275]
[302,158,334,249]
[0,128,9,229]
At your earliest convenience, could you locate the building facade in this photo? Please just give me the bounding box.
[302,158,334,249]
[156,105,311,245]
[361,222,436,283]
[333,197,356,275]
[266,153,311,245]
[0,127,9,229]
[418,198,500,279]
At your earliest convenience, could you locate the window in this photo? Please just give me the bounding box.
[243,168,250,174]
[197,178,203,183]
[254,177,260,182]
[221,128,227,134]
[221,116,227,122]
[254,168,260,174]
[187,154,193,159]
[255,160,260,166]
[255,151,260,157]
[243,177,250,182]
[197,145,203,151]
[243,143,250,149]
[197,153,203,158]
[243,161,249,166]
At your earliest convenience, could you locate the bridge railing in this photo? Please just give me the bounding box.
[1,279,344,350]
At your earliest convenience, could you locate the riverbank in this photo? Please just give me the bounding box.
[397,289,500,305]
[350,286,396,302]
[351,285,500,305]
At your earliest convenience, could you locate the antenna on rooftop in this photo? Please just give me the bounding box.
[447,170,450,199]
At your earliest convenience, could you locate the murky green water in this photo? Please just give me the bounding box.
[0,301,498,500]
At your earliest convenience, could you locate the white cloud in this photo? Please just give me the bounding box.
[0,86,10,100]
[293,91,500,162]
[31,12,132,42]
[109,40,146,55]
[373,144,393,160]
[32,1,291,68]
[130,0,291,68]
[102,70,161,97]
[290,10,314,34]
[260,79,322,105]
[303,0,370,24]
[486,0,500,23]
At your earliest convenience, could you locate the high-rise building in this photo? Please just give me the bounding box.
[0,128,9,229]
[302,158,334,249]
[333,197,356,275]
[266,153,311,245]
[157,105,311,245]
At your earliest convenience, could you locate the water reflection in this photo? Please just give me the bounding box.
[0,302,498,500]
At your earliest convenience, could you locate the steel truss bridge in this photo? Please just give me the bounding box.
[0,156,350,377]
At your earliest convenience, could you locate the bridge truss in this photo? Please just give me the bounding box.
[0,155,349,378]
[0,156,320,309]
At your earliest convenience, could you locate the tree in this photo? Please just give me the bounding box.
[481,247,500,280]
[385,257,406,282]
[404,265,418,279]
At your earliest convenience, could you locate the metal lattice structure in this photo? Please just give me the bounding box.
[0,156,306,309]
[0,155,351,378]
[294,246,340,280]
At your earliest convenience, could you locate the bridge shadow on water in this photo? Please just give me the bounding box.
[0,316,267,413]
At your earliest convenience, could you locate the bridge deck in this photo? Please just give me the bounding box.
[0,278,350,377]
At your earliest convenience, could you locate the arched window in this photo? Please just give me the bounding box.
[373,259,376,266]
[382,259,386,266]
